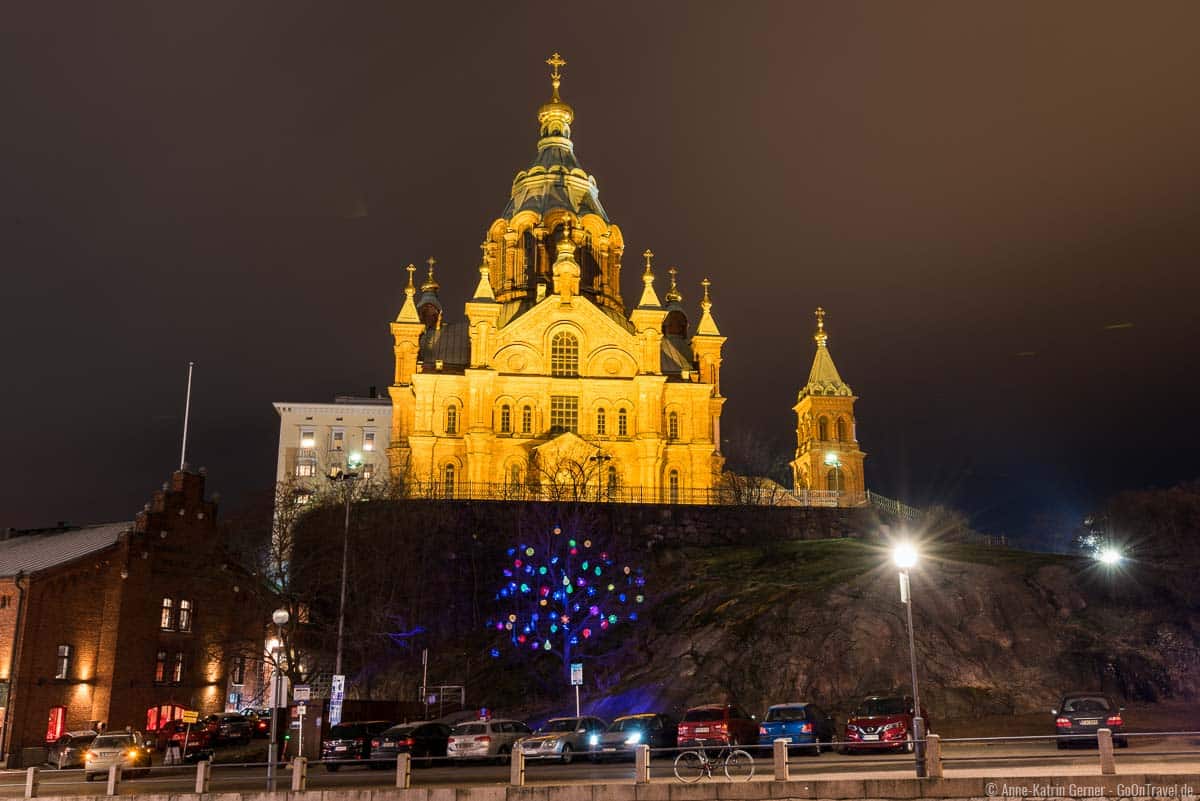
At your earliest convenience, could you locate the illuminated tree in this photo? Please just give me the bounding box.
[487,523,646,678]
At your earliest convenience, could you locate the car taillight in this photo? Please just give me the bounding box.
[401,738,414,747]
[1056,717,1072,728]
[801,723,813,734]
[371,739,380,748]
[1106,715,1123,726]
[477,736,491,744]
[447,737,456,744]
[758,725,767,735]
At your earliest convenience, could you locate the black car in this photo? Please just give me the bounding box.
[322,721,393,771]
[1053,694,1128,748]
[368,722,452,766]
[591,713,677,761]
[203,713,254,745]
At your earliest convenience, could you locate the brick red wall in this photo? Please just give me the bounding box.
[3,470,265,764]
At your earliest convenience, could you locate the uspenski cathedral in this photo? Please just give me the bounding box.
[269,54,866,505]
[373,54,867,506]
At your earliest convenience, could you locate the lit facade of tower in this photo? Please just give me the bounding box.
[790,308,866,505]
[387,54,726,502]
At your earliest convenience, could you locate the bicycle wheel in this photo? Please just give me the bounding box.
[674,750,706,783]
[723,748,755,781]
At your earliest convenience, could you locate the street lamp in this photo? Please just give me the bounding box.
[892,543,926,777]
[1097,547,1123,566]
[327,454,363,680]
[267,607,289,791]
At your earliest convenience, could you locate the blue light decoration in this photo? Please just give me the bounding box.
[490,523,648,678]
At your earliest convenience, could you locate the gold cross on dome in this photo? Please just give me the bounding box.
[546,52,566,80]
[815,306,826,331]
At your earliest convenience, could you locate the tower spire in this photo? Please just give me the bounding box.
[636,249,661,308]
[814,306,829,347]
[395,263,419,323]
[695,278,721,335]
[538,52,574,139]
[422,257,440,293]
[801,306,851,396]
[546,52,566,103]
[665,267,682,303]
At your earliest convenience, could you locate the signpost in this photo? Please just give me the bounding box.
[180,710,200,762]
[570,663,583,717]
[329,674,345,727]
[293,685,311,702]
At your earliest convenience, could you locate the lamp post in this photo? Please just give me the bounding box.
[892,543,926,777]
[327,453,363,677]
[266,607,289,791]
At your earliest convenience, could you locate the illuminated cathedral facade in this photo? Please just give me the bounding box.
[378,54,866,505]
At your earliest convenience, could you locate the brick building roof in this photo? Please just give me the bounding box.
[0,521,128,577]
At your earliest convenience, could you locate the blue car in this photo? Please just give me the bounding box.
[757,703,836,755]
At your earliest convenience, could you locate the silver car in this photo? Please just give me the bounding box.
[446,719,532,762]
[518,717,607,764]
[84,731,152,781]
[47,731,96,769]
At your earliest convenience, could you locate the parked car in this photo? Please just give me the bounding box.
[154,720,213,753]
[202,713,254,745]
[591,713,677,760]
[518,716,607,764]
[446,719,532,763]
[757,703,837,755]
[677,704,758,748]
[241,708,272,738]
[843,695,929,753]
[84,731,152,781]
[1053,694,1128,749]
[46,731,96,769]
[368,722,452,766]
[321,721,393,771]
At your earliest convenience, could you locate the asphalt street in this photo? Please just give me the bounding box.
[2,738,1197,796]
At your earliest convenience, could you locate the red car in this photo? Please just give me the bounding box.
[842,695,930,753]
[677,704,758,748]
[153,719,213,753]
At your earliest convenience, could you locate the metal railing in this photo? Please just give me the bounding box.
[396,480,868,507]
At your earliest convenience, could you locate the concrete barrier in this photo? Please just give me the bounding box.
[396,753,411,789]
[1098,728,1116,775]
[24,766,38,799]
[509,746,525,786]
[105,764,120,796]
[290,757,307,791]
[195,759,210,794]
[773,738,789,782]
[926,733,943,778]
[634,744,650,784]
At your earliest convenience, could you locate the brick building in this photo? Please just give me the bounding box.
[0,469,265,766]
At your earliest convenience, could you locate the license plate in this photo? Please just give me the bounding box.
[695,727,709,733]
[1079,719,1098,726]
[335,745,348,751]
[603,747,616,752]
[862,734,880,741]
[383,740,394,747]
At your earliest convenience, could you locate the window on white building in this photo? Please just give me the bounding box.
[295,463,314,477]
[551,332,580,377]
[550,396,578,434]
[499,405,511,433]
[300,430,315,449]
[363,431,376,451]
[446,406,458,435]
[521,405,532,434]
[331,430,345,451]
[617,408,628,437]
[596,407,606,436]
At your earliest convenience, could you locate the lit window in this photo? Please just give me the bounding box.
[617,408,628,437]
[499,405,511,433]
[668,411,679,440]
[521,405,532,434]
[596,407,606,436]
[363,431,376,451]
[818,417,829,441]
[550,331,579,377]
[446,406,458,435]
[172,652,184,683]
[669,470,680,504]
[295,491,312,506]
[160,598,174,630]
[154,650,167,683]
[300,430,315,449]
[443,464,455,498]
[332,430,344,451]
[231,657,245,686]
[295,462,314,477]
[550,396,579,434]
[178,600,192,632]
[46,706,66,743]
[362,463,375,479]
[55,645,71,680]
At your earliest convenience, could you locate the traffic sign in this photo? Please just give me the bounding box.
[570,663,583,686]
[181,710,199,725]
[330,674,345,726]
[293,684,311,702]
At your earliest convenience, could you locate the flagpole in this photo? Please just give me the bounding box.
[180,361,194,470]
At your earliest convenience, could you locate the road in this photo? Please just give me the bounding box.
[2,737,1197,796]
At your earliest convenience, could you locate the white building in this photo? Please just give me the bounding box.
[272,393,392,488]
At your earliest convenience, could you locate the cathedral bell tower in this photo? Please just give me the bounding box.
[790,308,866,505]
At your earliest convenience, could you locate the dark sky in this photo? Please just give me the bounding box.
[3,2,1199,539]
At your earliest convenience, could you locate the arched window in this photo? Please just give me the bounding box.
[668,411,679,440]
[836,417,847,442]
[521,405,532,434]
[606,465,618,497]
[445,405,458,435]
[596,407,607,436]
[668,470,680,504]
[443,464,456,498]
[826,466,844,492]
[617,408,628,437]
[499,404,511,433]
[550,331,579,377]
[817,416,829,441]
[509,464,522,488]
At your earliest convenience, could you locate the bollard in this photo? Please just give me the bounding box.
[395,752,411,789]
[925,733,943,778]
[773,738,790,782]
[24,766,39,799]
[634,744,650,785]
[106,764,121,796]
[1097,728,1116,775]
[510,745,525,786]
[291,757,307,791]
[195,759,211,794]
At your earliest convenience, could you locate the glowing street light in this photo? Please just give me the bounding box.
[1097,547,1123,566]
[891,542,926,777]
[267,607,289,791]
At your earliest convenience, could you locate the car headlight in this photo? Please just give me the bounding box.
[589,734,599,746]
[624,731,642,745]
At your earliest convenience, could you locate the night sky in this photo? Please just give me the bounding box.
[3,2,1199,541]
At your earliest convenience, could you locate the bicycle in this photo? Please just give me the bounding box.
[673,741,755,782]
